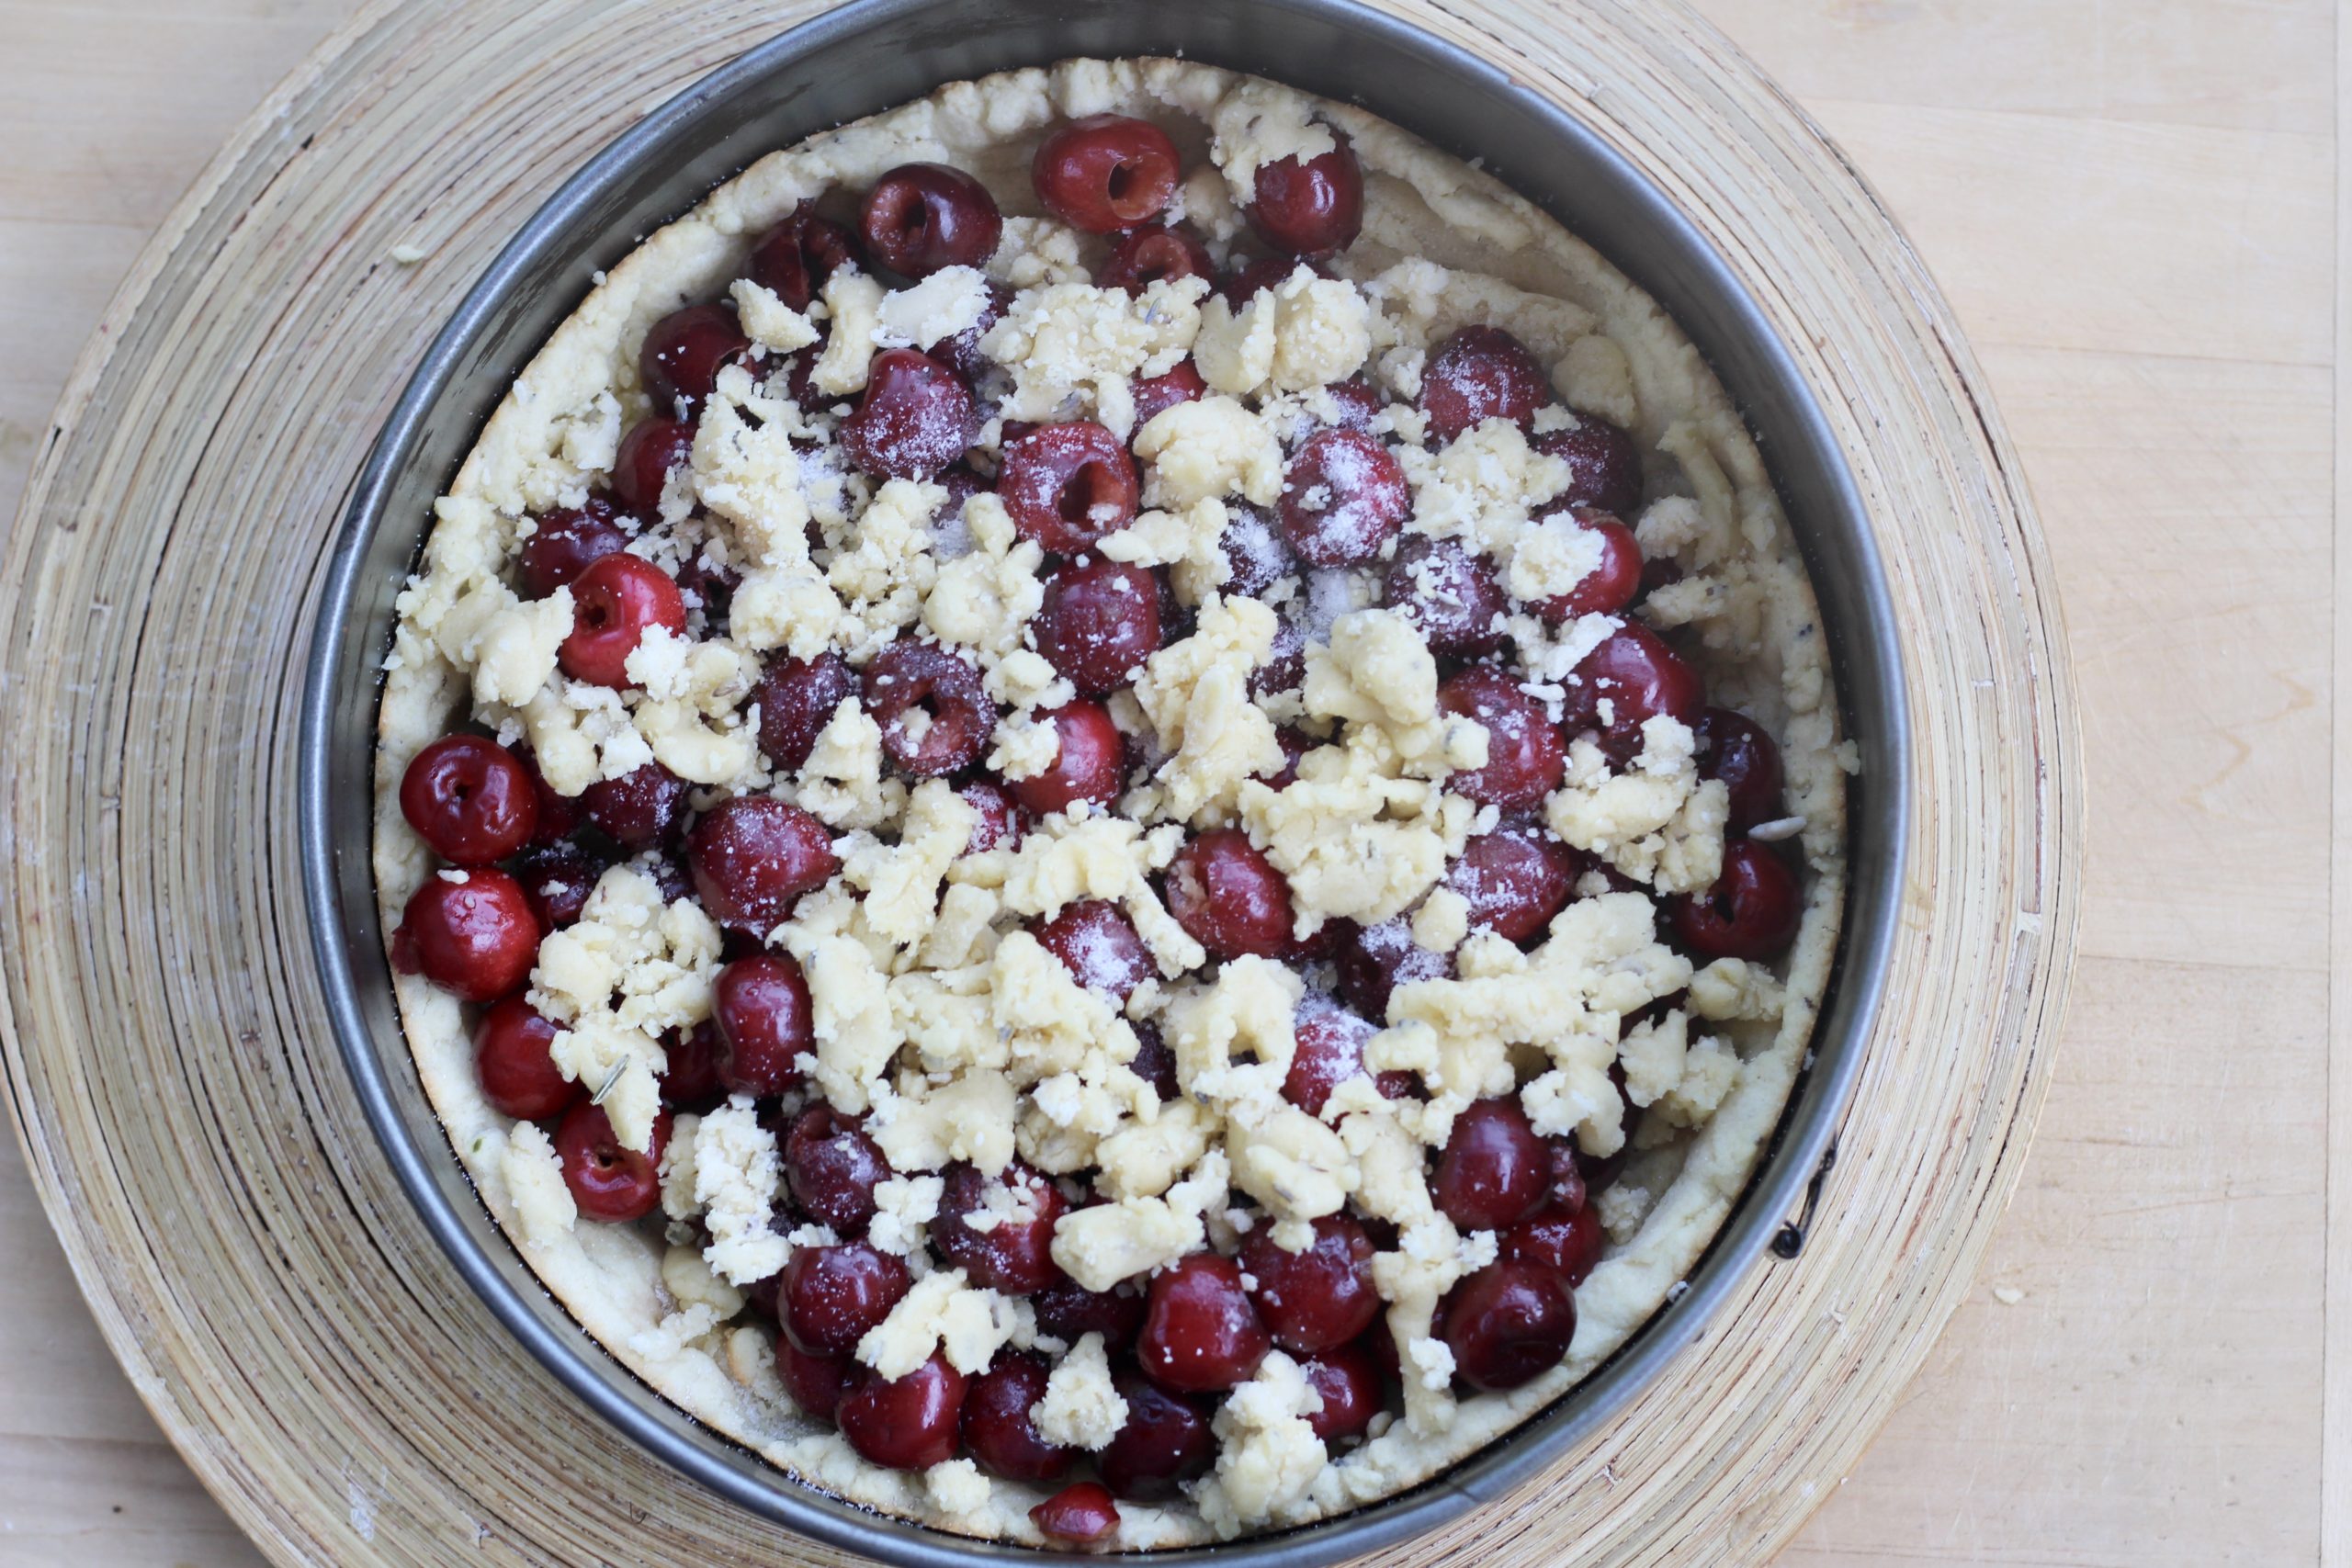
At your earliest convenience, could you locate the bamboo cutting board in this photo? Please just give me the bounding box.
[0,1,2093,1563]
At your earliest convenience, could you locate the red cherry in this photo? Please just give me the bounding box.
[1421,325,1553,443]
[1442,1260,1576,1391]
[1036,557,1163,694]
[1638,556,1684,605]
[1240,1215,1379,1355]
[860,164,1002,278]
[785,1105,888,1234]
[1669,838,1801,960]
[746,204,862,311]
[1098,1368,1214,1500]
[1261,726,1311,790]
[473,995,577,1121]
[1558,624,1705,763]
[1031,1482,1121,1545]
[999,423,1139,554]
[712,953,813,1096]
[558,553,685,688]
[1383,535,1505,658]
[1438,667,1566,809]
[1283,1003,1409,1117]
[659,1021,728,1113]
[1250,619,1306,699]
[1434,1097,1550,1232]
[394,870,538,1001]
[754,652,857,773]
[1696,706,1785,830]
[776,1338,855,1422]
[400,735,538,865]
[1008,701,1125,816]
[1247,132,1363,257]
[1130,357,1209,429]
[1130,1022,1179,1103]
[860,640,994,778]
[1544,1135,1589,1213]
[610,417,695,512]
[1299,1342,1384,1443]
[1033,115,1181,233]
[553,1101,672,1224]
[687,796,839,933]
[1529,506,1642,622]
[1215,502,1294,600]
[837,1352,967,1471]
[1101,224,1213,296]
[639,302,751,415]
[1533,415,1644,516]
[513,747,586,846]
[1317,376,1387,433]
[1035,898,1154,1001]
[1333,916,1451,1021]
[960,1352,1073,1483]
[1279,429,1408,567]
[1166,829,1293,959]
[842,348,973,480]
[1218,254,1332,307]
[1034,1280,1146,1350]
[956,779,1023,854]
[1444,828,1579,943]
[783,1242,911,1357]
[518,499,632,598]
[1503,1203,1604,1290]
[933,1161,1067,1295]
[933,281,1009,385]
[1139,1253,1272,1393]
[578,761,688,850]
[511,841,604,931]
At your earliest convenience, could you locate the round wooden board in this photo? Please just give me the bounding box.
[0,0,2079,1563]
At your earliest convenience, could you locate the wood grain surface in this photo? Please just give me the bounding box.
[0,1,2318,1565]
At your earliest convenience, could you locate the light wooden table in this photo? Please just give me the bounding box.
[0,1,2338,1562]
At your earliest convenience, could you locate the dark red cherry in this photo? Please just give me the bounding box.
[1033,114,1181,233]
[1558,624,1705,763]
[1299,1342,1384,1443]
[1332,916,1450,1021]
[1218,254,1331,307]
[558,553,686,688]
[1261,726,1311,790]
[1421,325,1554,443]
[933,280,1009,385]
[1034,1280,1146,1349]
[393,869,538,1002]
[1139,1253,1272,1393]
[611,417,695,513]
[783,1242,911,1358]
[687,796,840,933]
[838,1352,967,1470]
[776,1338,855,1422]
[400,734,538,864]
[1240,1215,1379,1355]
[1036,557,1163,694]
[956,779,1023,853]
[712,953,813,1096]
[1444,829,1578,943]
[1383,535,1505,658]
[1438,667,1566,810]
[860,640,994,778]
[1434,1097,1550,1232]
[754,652,856,773]
[999,423,1139,554]
[860,164,1002,278]
[1534,415,1644,516]
[639,302,752,415]
[1129,1023,1179,1103]
[1031,1482,1121,1546]
[578,761,688,850]
[1503,1202,1604,1290]
[746,205,861,311]
[1696,706,1785,830]
[553,1101,671,1224]
[1035,898,1154,1000]
[1098,1368,1214,1500]
[518,499,632,598]
[1638,556,1684,604]
[960,1352,1073,1483]
[1216,502,1294,599]
[1317,376,1386,433]
[511,840,604,931]
[1529,506,1642,622]
[1544,1135,1589,1213]
[473,994,577,1121]
[1250,618,1306,698]
[514,747,586,846]
[1130,357,1208,429]
[1283,1004,1410,1116]
[1668,838,1801,960]
[1100,223,1212,295]
[1166,829,1293,959]
[842,348,973,480]
[659,1021,728,1112]
[1279,429,1408,568]
[1442,1260,1576,1392]
[1008,700,1125,816]
[785,1105,887,1233]
[933,1161,1067,1295]
[1247,132,1363,257]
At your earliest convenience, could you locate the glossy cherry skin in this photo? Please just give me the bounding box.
[859,164,1002,278]
[933,1161,1068,1295]
[687,796,840,934]
[775,1338,855,1422]
[553,1101,672,1224]
[559,553,686,688]
[1668,839,1801,960]
[754,652,856,773]
[1558,624,1706,763]
[782,1105,888,1234]
[1279,428,1408,568]
[1098,1368,1216,1500]
[1283,1005,1411,1116]
[1240,1215,1380,1355]
[1437,667,1566,810]
[1434,1097,1551,1233]
[610,416,695,512]
[711,953,814,1096]
[639,302,752,415]
[1131,356,1209,428]
[1035,898,1154,1000]
[842,348,972,480]
[999,423,1140,554]
[1529,507,1643,622]
[1332,916,1450,1022]
[1138,1253,1272,1393]
[511,841,603,931]
[1299,1341,1385,1442]
[960,1352,1074,1483]
[746,204,861,310]
[1442,1260,1576,1392]
[1008,700,1125,816]
[1031,1482,1121,1546]
[1503,1202,1604,1290]
[1247,132,1364,257]
[956,779,1023,854]
[1533,415,1644,517]
[783,1242,912,1358]
[578,761,688,851]
[1696,706,1786,830]
[1166,829,1294,960]
[1034,1280,1147,1350]
[1421,325,1554,443]
[1444,828,1579,943]
[860,640,995,778]
[392,870,539,1002]
[1101,223,1213,296]
[1036,557,1163,694]
[400,735,538,865]
[659,1021,728,1113]
[837,1352,967,1470]
[473,995,578,1121]
[518,499,632,598]
[1033,114,1181,232]
[1382,535,1505,658]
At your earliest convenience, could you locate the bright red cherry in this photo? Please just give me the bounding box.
[1247,132,1363,257]
[1503,1202,1604,1289]
[473,995,577,1121]
[687,796,839,933]
[1033,115,1181,233]
[1240,1215,1379,1355]
[1036,557,1163,694]
[578,761,687,850]
[859,164,1002,278]
[1696,706,1786,830]
[1031,1482,1121,1545]
[1526,505,1642,622]
[711,953,813,1096]
[1442,1260,1576,1391]
[860,640,994,778]
[553,1101,671,1224]
[837,1352,967,1470]
[610,417,695,512]
[1279,428,1408,567]
[841,348,972,479]
[1101,224,1212,296]
[518,499,632,598]
[1533,414,1644,516]
[1433,1097,1550,1232]
[1558,624,1705,763]
[1444,828,1579,943]
[1438,667,1566,809]
[960,1352,1074,1483]
[999,423,1139,554]
[1166,829,1293,959]
[783,1242,911,1358]
[1131,357,1209,428]
[1298,1341,1384,1442]
[639,302,751,415]
[1035,898,1154,1000]
[558,553,685,688]
[746,204,861,310]
[1008,700,1125,816]
[1140,1253,1272,1393]
[1668,839,1801,960]
[1383,535,1505,658]
[933,1161,1067,1295]
[392,869,538,1002]
[1098,1369,1214,1500]
[399,734,538,865]
[754,652,856,773]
